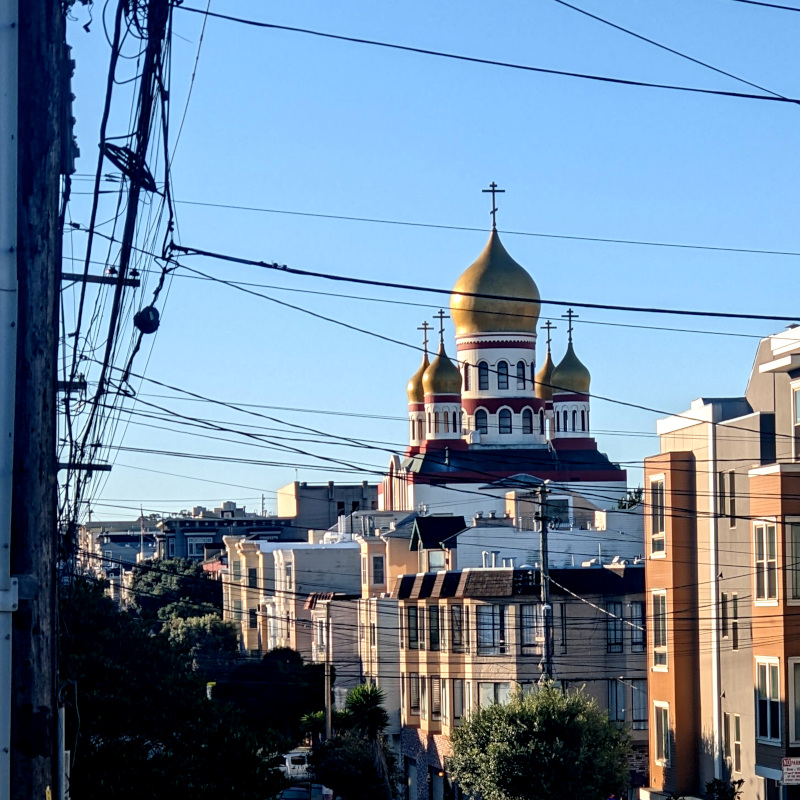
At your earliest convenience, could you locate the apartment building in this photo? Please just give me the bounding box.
[395,563,647,800]
[642,327,800,800]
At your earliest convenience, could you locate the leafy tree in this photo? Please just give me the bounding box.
[704,778,744,800]
[129,557,222,621]
[448,683,631,800]
[161,612,239,659]
[310,732,390,800]
[60,577,288,800]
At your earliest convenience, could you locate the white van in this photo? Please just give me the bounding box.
[280,748,312,781]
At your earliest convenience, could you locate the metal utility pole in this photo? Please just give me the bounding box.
[535,481,553,681]
[324,601,332,739]
[10,0,63,796]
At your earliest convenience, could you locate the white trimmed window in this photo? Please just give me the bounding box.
[756,658,781,743]
[654,702,670,765]
[791,657,800,744]
[788,523,800,601]
[755,522,778,601]
[650,477,665,554]
[478,682,510,708]
[652,591,667,668]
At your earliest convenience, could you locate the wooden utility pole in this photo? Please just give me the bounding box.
[324,601,332,740]
[11,0,62,796]
[535,481,553,681]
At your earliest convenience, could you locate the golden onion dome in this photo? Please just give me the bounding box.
[450,229,540,336]
[422,341,462,396]
[551,342,591,395]
[406,353,429,404]
[535,348,555,401]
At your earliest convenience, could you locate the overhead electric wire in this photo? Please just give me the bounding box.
[175,4,800,105]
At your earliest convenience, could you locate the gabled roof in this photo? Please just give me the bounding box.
[409,516,466,551]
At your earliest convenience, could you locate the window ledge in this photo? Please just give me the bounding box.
[650,552,667,560]
[756,737,782,747]
[652,666,669,673]
[754,600,779,607]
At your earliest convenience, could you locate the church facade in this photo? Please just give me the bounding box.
[379,226,629,521]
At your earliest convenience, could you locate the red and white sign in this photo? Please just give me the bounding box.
[782,757,800,785]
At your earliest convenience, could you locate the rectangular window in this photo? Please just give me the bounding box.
[248,567,258,589]
[233,599,243,620]
[476,604,506,655]
[650,478,666,553]
[453,678,464,720]
[790,524,800,601]
[607,680,624,722]
[655,703,670,765]
[464,606,470,653]
[755,523,778,600]
[732,593,739,650]
[249,608,257,629]
[431,677,442,719]
[733,714,741,773]
[418,605,425,651]
[407,606,418,650]
[723,712,731,760]
[451,605,464,652]
[757,659,781,742]
[631,679,647,730]
[232,559,242,581]
[370,622,377,648]
[420,676,427,719]
[520,604,544,650]
[428,549,446,571]
[372,555,385,585]
[187,536,213,558]
[606,602,624,653]
[429,606,440,652]
[409,673,420,713]
[361,556,367,585]
[793,660,800,744]
[718,471,727,520]
[721,593,729,638]
[728,471,736,523]
[478,682,510,708]
[630,601,645,653]
[653,591,668,668]
[559,603,568,653]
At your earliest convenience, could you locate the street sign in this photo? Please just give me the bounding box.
[782,757,800,785]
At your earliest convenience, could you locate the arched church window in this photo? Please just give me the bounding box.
[452,412,458,432]
[478,362,489,391]
[427,413,431,433]
[555,414,560,433]
[516,361,526,389]
[475,409,489,434]
[522,409,533,434]
[463,363,470,391]
[499,409,512,434]
[539,409,545,435]
[434,412,440,433]
[444,412,450,432]
[562,410,568,431]
[497,361,509,390]
[410,420,415,440]
[572,410,577,431]
[581,410,587,432]
[417,419,424,440]
[530,362,535,385]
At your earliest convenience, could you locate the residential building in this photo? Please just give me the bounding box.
[395,563,648,800]
[78,515,159,577]
[276,481,378,531]
[641,326,800,800]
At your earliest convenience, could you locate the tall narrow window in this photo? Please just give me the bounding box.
[718,470,727,519]
[530,362,536,385]
[407,606,418,650]
[452,412,458,432]
[630,601,645,653]
[444,413,450,433]
[631,679,647,730]
[516,361,526,389]
[732,593,739,650]
[475,409,488,435]
[249,608,257,629]
[655,703,670,764]
[429,606,440,652]
[522,409,533,434]
[434,412,440,433]
[559,603,568,653]
[431,676,442,719]
[721,593,729,638]
[607,680,624,721]
[476,604,506,654]
[755,523,778,600]
[453,678,464,721]
[498,409,512,435]
[653,591,667,668]
[497,361,509,390]
[728,471,736,523]
[427,413,431,433]
[650,478,666,554]
[572,410,577,431]
[792,659,800,743]
[463,363,470,391]
[539,410,545,435]
[606,602,623,653]
[417,419,424,440]
[581,410,586,431]
[790,524,800,600]
[520,604,544,650]
[478,361,489,391]
[248,567,258,589]
[409,673,420,713]
[757,659,781,742]
[562,410,568,430]
[451,605,464,652]
[372,555,385,585]
[733,714,741,772]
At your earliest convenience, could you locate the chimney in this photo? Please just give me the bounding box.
[481,551,489,568]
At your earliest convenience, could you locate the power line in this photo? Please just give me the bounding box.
[723,0,800,10]
[175,4,800,105]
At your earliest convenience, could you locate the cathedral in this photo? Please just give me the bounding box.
[379,211,629,520]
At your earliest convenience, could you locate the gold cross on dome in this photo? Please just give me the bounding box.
[417,320,433,354]
[434,309,449,342]
[482,181,505,229]
[562,308,579,343]
[542,320,557,351]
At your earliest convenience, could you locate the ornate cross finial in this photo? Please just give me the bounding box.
[562,308,579,343]
[417,320,433,355]
[542,320,557,351]
[482,181,505,229]
[434,309,449,342]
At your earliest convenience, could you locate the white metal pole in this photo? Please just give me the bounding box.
[0,1,19,799]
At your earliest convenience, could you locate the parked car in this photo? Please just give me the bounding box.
[279,748,312,781]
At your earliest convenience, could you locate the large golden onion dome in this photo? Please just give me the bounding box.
[422,341,462,396]
[406,353,429,403]
[551,342,591,395]
[535,348,555,401]
[450,229,540,336]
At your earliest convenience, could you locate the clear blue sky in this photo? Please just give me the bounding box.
[64,0,800,519]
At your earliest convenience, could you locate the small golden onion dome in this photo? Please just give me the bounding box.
[551,342,591,395]
[406,354,429,403]
[535,349,555,401]
[422,342,462,396]
[450,229,540,336]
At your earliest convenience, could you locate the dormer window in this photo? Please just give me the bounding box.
[428,549,446,571]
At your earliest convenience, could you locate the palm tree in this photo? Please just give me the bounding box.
[346,684,393,799]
